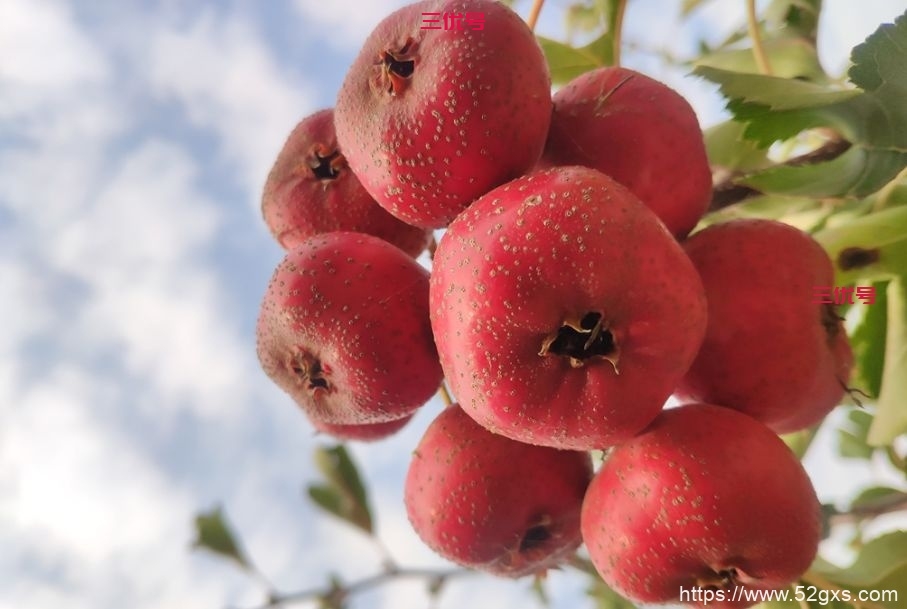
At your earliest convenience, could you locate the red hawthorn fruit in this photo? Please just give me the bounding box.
[676,218,854,434]
[581,403,821,609]
[540,66,712,239]
[256,231,443,424]
[261,108,431,256]
[430,165,708,450]
[310,413,413,442]
[405,404,593,577]
[335,0,552,229]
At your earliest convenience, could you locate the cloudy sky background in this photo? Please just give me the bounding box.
[1,1,905,608]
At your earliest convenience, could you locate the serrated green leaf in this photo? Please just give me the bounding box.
[538,33,613,86]
[308,445,373,534]
[191,506,251,570]
[849,12,907,124]
[696,37,825,80]
[849,281,889,398]
[695,12,907,198]
[693,66,860,111]
[868,276,907,446]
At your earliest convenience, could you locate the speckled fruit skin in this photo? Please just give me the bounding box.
[334,0,552,229]
[405,404,592,577]
[676,219,854,434]
[539,66,712,239]
[429,165,708,450]
[261,109,430,256]
[581,403,821,609]
[310,413,413,442]
[256,231,443,424]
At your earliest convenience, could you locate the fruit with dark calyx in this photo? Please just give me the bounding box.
[581,403,821,609]
[540,66,712,239]
[429,165,708,450]
[261,108,431,256]
[676,218,854,434]
[310,413,413,442]
[335,0,552,229]
[256,231,442,425]
[405,404,592,577]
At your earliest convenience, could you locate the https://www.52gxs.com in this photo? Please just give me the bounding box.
[680,584,898,606]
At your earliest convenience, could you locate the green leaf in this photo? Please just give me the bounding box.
[813,204,907,286]
[868,276,907,446]
[782,426,819,460]
[565,1,604,40]
[837,408,874,460]
[740,146,907,199]
[191,506,251,570]
[698,194,828,232]
[530,575,550,607]
[681,0,713,17]
[695,37,825,80]
[849,486,907,512]
[316,575,347,609]
[307,445,373,535]
[693,66,860,112]
[849,12,907,128]
[694,12,907,198]
[587,575,639,609]
[538,33,613,86]
[849,281,889,398]
[765,0,822,42]
[810,531,907,608]
[704,120,772,172]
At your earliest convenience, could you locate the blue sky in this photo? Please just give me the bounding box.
[1,1,905,608]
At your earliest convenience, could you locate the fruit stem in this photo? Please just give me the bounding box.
[612,0,627,67]
[526,0,545,32]
[437,381,453,407]
[746,0,773,75]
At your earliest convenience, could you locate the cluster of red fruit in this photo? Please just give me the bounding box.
[255,1,854,607]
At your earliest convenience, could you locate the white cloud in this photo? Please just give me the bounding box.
[0,366,244,609]
[819,0,907,75]
[147,9,315,203]
[292,0,412,50]
[0,0,108,89]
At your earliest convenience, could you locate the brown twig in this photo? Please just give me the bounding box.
[246,567,472,609]
[828,492,907,527]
